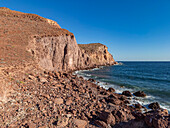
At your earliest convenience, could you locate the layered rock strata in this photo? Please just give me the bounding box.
[0,7,115,72]
[79,43,116,66]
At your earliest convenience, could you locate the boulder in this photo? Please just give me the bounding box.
[94,120,110,128]
[99,111,116,126]
[88,78,96,83]
[73,119,87,128]
[108,87,115,93]
[148,102,160,110]
[122,91,132,97]
[135,103,143,109]
[54,98,63,105]
[133,91,146,97]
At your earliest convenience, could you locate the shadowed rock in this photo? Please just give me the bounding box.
[133,91,146,97]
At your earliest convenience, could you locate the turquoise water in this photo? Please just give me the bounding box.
[76,62,170,111]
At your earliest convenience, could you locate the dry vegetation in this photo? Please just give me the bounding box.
[78,43,106,53]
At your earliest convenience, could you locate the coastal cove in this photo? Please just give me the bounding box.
[0,7,169,128]
[75,61,170,112]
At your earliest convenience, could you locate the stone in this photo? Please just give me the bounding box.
[65,99,72,105]
[108,87,115,92]
[148,102,160,110]
[133,91,146,97]
[73,119,87,128]
[28,75,36,80]
[135,103,143,109]
[54,98,63,105]
[99,111,116,126]
[144,109,169,128]
[122,91,132,97]
[107,98,121,105]
[88,78,96,83]
[39,77,48,83]
[55,117,69,127]
[94,120,109,128]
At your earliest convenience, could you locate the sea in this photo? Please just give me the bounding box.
[75,61,170,112]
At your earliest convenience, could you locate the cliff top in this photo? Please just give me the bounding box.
[0,7,73,68]
[78,43,108,53]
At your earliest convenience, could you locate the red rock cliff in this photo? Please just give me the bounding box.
[0,8,115,72]
[79,43,116,66]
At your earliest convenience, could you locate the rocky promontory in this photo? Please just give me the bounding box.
[79,43,116,66]
[0,8,169,128]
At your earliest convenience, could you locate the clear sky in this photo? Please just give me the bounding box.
[1,0,170,61]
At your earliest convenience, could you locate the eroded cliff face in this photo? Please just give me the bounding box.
[79,43,116,66]
[0,7,115,72]
[28,35,91,71]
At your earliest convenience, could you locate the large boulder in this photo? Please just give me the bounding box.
[122,91,132,97]
[99,111,116,126]
[148,102,160,110]
[133,91,146,97]
[144,109,169,128]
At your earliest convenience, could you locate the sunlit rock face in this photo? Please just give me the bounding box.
[79,43,116,66]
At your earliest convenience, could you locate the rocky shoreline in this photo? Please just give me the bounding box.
[0,7,169,128]
[0,67,169,128]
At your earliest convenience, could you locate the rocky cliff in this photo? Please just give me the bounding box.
[0,7,169,128]
[0,7,114,72]
[79,43,116,66]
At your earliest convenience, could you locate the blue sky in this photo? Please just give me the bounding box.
[1,0,170,61]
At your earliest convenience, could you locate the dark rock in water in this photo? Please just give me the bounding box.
[133,91,146,97]
[122,91,132,97]
[108,87,115,92]
[88,78,96,83]
[148,102,160,110]
[99,111,116,126]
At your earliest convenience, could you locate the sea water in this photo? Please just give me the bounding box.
[75,62,170,111]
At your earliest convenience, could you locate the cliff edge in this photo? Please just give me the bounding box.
[0,7,115,72]
[0,7,169,128]
[79,43,116,66]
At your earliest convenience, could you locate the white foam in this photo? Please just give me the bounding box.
[74,70,170,113]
